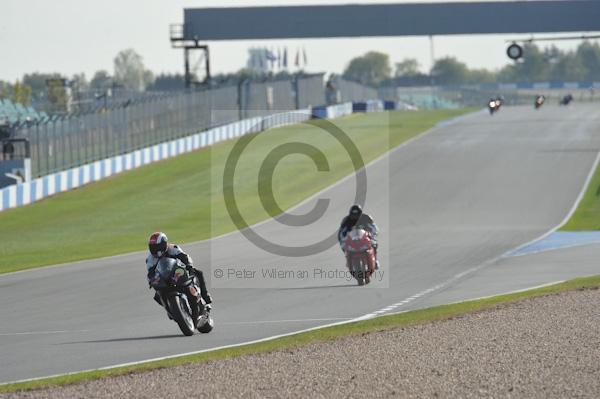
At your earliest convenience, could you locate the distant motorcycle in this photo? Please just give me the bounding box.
[488,98,502,115]
[150,258,213,336]
[343,226,376,286]
[534,95,545,109]
[560,94,573,106]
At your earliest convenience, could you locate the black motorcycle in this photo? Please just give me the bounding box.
[150,258,214,336]
[560,94,573,106]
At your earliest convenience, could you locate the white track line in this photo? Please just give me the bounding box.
[449,280,566,303]
[219,317,352,325]
[384,280,567,318]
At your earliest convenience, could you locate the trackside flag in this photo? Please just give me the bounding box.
[277,47,282,68]
[266,48,277,61]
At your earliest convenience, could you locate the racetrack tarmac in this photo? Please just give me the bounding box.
[1,104,600,383]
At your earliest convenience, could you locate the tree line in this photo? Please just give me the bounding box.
[343,41,600,87]
[3,41,599,112]
[0,49,168,110]
[0,47,308,112]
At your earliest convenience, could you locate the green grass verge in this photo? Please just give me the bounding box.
[562,156,600,230]
[2,274,598,394]
[0,109,471,273]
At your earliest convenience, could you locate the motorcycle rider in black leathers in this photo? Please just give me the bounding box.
[338,205,380,269]
[146,232,212,307]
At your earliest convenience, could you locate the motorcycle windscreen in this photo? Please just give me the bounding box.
[156,258,178,281]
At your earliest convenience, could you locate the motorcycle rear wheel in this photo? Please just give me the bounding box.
[197,315,214,333]
[197,305,214,333]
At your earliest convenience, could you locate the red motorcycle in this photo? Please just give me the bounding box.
[344,226,376,286]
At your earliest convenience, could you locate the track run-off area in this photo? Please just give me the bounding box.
[1,104,600,383]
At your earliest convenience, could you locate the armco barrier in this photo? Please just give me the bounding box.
[383,100,418,111]
[326,103,353,119]
[310,103,353,120]
[352,100,384,113]
[384,101,395,110]
[0,103,356,213]
[311,105,328,119]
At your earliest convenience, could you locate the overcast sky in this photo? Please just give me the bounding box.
[2,0,598,82]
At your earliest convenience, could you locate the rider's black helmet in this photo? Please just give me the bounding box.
[349,204,362,221]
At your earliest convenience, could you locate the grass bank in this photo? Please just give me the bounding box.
[562,154,600,230]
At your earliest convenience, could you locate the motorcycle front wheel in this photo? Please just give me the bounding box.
[167,295,196,336]
[351,257,367,286]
